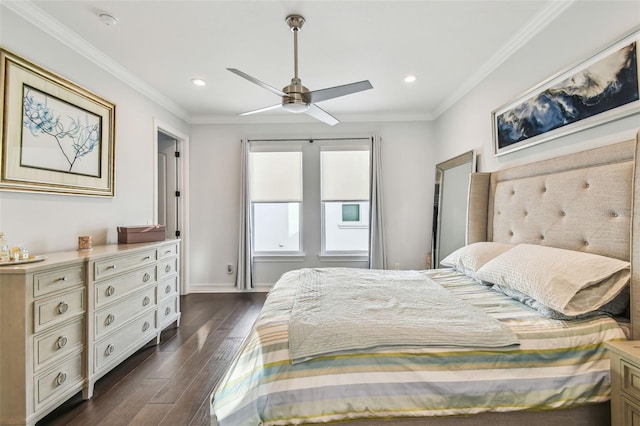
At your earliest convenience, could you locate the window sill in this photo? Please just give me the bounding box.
[253,253,306,263]
[318,253,369,262]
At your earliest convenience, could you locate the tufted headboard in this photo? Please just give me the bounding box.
[467,130,640,338]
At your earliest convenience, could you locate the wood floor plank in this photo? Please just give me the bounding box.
[128,404,173,426]
[37,292,266,426]
[96,378,169,426]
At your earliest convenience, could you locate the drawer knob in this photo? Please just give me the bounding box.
[142,321,150,332]
[55,372,67,386]
[164,250,172,254]
[105,286,115,297]
[105,313,115,326]
[143,255,151,260]
[105,344,115,356]
[143,273,151,282]
[56,276,68,282]
[165,307,171,316]
[165,285,171,294]
[165,265,171,273]
[56,336,68,349]
[57,301,69,315]
[142,296,150,306]
[107,264,117,270]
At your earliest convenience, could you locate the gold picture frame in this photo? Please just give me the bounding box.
[0,48,115,196]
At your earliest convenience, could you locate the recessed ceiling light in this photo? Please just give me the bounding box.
[404,75,417,83]
[99,13,119,26]
[191,78,207,86]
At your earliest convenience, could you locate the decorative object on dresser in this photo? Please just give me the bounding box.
[492,28,639,156]
[0,49,116,196]
[607,341,640,426]
[0,240,180,426]
[117,225,166,244]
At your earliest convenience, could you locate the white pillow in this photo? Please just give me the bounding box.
[440,242,515,280]
[475,244,630,316]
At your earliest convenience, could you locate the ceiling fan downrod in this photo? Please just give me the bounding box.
[286,14,305,81]
[283,14,308,112]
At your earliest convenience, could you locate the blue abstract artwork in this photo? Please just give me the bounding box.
[496,40,638,152]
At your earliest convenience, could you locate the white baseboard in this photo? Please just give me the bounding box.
[187,282,272,293]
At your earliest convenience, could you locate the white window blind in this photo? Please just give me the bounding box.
[250,150,302,202]
[321,149,370,201]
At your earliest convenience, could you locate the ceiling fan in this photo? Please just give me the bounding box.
[227,14,373,126]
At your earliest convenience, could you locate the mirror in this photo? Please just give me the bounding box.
[431,150,476,268]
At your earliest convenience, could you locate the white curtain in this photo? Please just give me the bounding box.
[236,140,253,290]
[369,136,386,269]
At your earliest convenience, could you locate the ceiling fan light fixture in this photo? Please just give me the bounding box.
[282,102,310,113]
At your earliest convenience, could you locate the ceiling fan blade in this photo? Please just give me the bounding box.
[306,80,373,104]
[227,68,287,97]
[305,104,339,126]
[240,104,283,116]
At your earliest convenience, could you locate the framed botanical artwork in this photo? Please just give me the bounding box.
[492,28,639,156]
[0,49,115,196]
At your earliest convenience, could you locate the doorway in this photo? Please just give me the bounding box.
[154,119,190,294]
[158,132,179,239]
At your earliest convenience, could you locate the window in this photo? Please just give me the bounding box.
[342,204,360,222]
[249,148,302,254]
[321,146,370,254]
[249,139,370,264]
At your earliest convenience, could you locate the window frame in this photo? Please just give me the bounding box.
[249,143,305,258]
[319,142,371,257]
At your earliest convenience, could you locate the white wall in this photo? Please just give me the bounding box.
[0,8,189,254]
[188,121,433,290]
[434,1,640,172]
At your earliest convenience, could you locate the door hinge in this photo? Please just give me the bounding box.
[175,190,181,197]
[175,151,180,158]
[175,230,181,237]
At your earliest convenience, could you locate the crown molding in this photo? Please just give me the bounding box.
[2,0,191,122]
[432,0,576,119]
[188,112,434,125]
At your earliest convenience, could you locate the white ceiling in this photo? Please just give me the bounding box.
[7,0,576,124]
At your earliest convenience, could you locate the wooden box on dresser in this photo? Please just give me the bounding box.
[607,340,640,426]
[0,240,181,425]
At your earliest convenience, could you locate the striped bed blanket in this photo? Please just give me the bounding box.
[210,268,626,425]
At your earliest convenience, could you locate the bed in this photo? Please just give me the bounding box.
[210,129,640,426]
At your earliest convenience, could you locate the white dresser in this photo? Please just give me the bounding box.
[0,240,180,425]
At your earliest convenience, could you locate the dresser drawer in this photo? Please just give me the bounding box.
[95,266,156,308]
[34,288,85,333]
[158,257,178,280]
[157,276,178,302]
[33,264,85,298]
[158,296,178,327]
[158,244,178,260]
[95,286,156,338]
[34,351,83,408]
[94,310,157,371]
[623,359,640,403]
[623,395,640,425]
[93,249,156,280]
[34,318,84,370]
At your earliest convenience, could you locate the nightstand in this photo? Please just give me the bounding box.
[607,340,640,426]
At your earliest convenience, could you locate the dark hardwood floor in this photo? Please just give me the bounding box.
[38,292,267,426]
